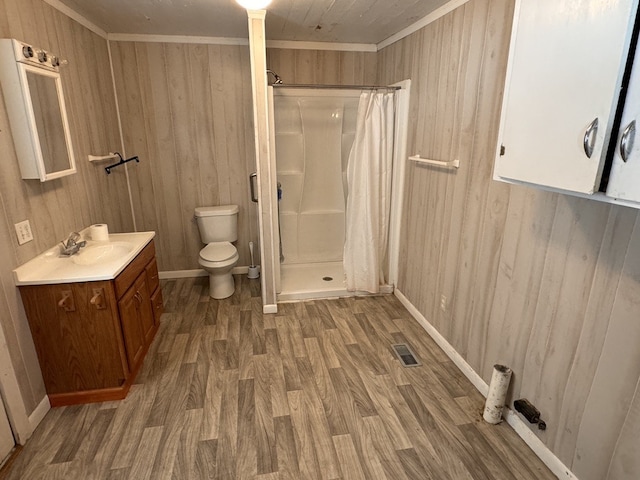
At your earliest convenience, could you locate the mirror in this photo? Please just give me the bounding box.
[0,39,76,182]
[26,70,73,177]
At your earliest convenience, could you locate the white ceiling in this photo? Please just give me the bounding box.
[54,0,453,44]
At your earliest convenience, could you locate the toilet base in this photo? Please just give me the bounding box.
[208,272,235,299]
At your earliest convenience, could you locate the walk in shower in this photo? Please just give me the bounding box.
[273,88,358,300]
[270,84,409,301]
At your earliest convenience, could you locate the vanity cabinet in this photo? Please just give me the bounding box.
[494,0,639,196]
[19,240,163,406]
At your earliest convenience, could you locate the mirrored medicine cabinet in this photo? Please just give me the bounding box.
[0,38,76,181]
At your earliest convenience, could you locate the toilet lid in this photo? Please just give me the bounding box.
[200,242,237,262]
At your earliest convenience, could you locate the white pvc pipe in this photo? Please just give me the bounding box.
[483,364,513,424]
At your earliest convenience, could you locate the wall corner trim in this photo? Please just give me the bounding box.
[263,304,278,314]
[393,288,578,480]
[27,397,50,436]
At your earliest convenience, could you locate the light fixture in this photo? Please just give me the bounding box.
[235,0,272,9]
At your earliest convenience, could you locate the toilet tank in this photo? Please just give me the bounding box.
[194,205,239,243]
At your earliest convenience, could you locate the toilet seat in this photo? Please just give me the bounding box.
[199,242,238,267]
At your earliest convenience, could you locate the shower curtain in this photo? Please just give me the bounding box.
[344,90,395,293]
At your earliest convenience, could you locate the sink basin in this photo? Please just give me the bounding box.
[71,242,133,266]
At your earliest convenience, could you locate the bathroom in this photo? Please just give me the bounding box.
[1,0,640,478]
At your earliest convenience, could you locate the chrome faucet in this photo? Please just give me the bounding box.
[60,232,86,256]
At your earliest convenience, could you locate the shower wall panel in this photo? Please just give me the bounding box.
[274,94,358,264]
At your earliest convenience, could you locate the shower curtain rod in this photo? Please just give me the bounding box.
[272,84,401,91]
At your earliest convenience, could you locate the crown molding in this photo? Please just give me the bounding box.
[106,33,249,45]
[376,0,470,50]
[43,0,107,38]
[267,40,376,52]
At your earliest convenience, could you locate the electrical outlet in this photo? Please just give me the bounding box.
[440,294,447,311]
[14,220,33,245]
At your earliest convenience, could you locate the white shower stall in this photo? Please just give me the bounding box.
[273,88,358,299]
[267,84,410,301]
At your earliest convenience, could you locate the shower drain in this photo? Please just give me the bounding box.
[322,276,333,281]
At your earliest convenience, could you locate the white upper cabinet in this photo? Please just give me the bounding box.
[495,0,638,194]
[607,40,640,202]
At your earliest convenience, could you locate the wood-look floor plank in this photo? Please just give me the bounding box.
[273,416,300,480]
[127,426,163,480]
[396,447,436,480]
[265,329,290,418]
[286,390,321,480]
[50,405,99,464]
[361,374,413,451]
[194,439,217,479]
[254,355,278,475]
[239,311,255,381]
[172,409,203,479]
[362,415,410,480]
[332,434,366,480]
[293,358,341,479]
[237,378,257,478]
[5,278,554,480]
[304,337,349,436]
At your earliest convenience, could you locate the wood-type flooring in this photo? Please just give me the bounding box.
[3,276,555,479]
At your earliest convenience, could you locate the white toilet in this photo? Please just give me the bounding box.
[194,205,239,299]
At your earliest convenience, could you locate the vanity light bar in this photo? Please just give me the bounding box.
[9,39,65,72]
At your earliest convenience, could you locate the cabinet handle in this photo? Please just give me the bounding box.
[58,290,75,312]
[583,117,599,158]
[249,172,258,203]
[90,288,107,310]
[620,120,636,163]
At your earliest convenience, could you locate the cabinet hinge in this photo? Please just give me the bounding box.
[500,145,506,156]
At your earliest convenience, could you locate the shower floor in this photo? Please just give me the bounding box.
[278,262,347,301]
[278,261,392,302]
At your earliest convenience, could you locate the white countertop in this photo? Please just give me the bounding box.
[13,231,155,286]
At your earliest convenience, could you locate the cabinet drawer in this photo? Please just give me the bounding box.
[145,257,159,295]
[150,287,164,325]
[115,241,155,299]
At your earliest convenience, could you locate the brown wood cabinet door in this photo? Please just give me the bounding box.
[136,275,154,344]
[145,257,160,296]
[19,282,126,394]
[150,287,164,326]
[117,279,145,370]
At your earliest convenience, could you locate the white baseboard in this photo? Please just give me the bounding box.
[159,266,249,279]
[394,289,488,396]
[26,396,50,440]
[394,289,577,480]
[159,269,206,279]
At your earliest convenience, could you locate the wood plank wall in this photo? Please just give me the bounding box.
[266,48,377,85]
[109,42,257,272]
[377,0,640,479]
[110,43,376,273]
[0,0,130,414]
